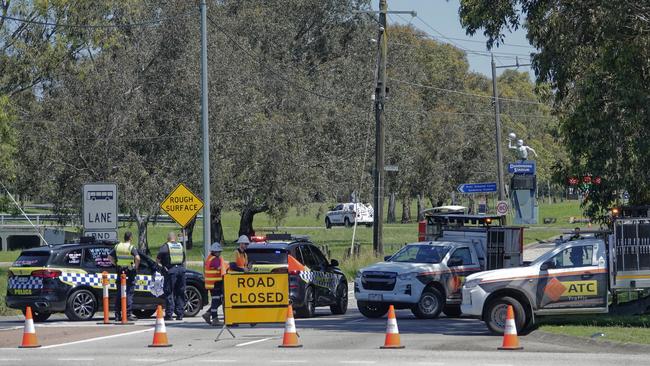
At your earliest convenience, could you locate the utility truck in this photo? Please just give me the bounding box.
[354,213,524,319]
[462,206,650,334]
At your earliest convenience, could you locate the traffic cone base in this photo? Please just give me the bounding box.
[498,305,523,351]
[380,305,404,349]
[19,306,40,348]
[279,305,302,348]
[149,305,172,347]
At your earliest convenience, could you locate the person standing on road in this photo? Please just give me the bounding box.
[157,232,186,321]
[109,231,140,321]
[230,235,250,272]
[202,242,226,326]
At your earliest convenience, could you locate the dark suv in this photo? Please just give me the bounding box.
[246,235,347,318]
[5,240,208,321]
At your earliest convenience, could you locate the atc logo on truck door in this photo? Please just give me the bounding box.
[544,278,597,302]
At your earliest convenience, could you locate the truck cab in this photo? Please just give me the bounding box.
[355,214,524,319]
[462,210,650,334]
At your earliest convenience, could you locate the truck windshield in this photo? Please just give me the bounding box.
[389,245,450,264]
[247,248,288,265]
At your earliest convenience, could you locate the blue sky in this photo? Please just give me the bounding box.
[372,0,536,78]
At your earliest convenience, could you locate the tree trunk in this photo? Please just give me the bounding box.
[133,211,150,255]
[417,193,425,221]
[387,192,396,223]
[210,206,223,245]
[238,205,268,237]
[401,197,411,223]
[185,217,196,250]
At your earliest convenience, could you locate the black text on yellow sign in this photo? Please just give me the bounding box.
[224,273,289,325]
[159,183,204,228]
[561,280,597,296]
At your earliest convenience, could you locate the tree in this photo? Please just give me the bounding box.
[459,0,650,218]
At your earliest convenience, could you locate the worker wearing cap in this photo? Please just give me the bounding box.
[157,232,186,321]
[230,235,250,272]
[109,231,140,321]
[202,242,226,326]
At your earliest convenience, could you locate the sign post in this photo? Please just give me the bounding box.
[83,183,118,240]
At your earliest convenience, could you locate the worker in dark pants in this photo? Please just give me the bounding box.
[202,242,225,326]
[109,231,140,321]
[157,232,186,321]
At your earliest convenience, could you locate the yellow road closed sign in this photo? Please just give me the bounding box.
[224,273,289,325]
[160,183,204,228]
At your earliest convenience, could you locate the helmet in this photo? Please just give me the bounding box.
[210,242,223,253]
[237,235,250,245]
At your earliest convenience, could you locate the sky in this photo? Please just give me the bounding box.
[372,0,536,78]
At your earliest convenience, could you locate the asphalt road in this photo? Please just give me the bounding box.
[1,294,647,366]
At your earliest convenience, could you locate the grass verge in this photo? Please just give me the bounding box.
[540,315,650,345]
[0,267,20,316]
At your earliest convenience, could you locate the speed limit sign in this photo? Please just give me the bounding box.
[496,201,509,216]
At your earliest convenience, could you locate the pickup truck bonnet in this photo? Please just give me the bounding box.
[361,261,445,275]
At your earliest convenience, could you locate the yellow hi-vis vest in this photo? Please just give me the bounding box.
[168,243,184,265]
[115,242,135,267]
[204,255,225,290]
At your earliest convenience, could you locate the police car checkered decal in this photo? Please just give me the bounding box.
[60,271,163,295]
[8,276,43,289]
[299,270,341,292]
[61,272,105,287]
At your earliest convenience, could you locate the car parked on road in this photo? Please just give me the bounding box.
[245,234,348,318]
[325,202,373,228]
[5,239,208,321]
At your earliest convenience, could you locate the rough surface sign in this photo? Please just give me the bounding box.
[223,273,289,325]
[160,183,204,228]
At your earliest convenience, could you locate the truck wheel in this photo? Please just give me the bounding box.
[442,305,462,318]
[411,287,444,319]
[484,296,526,335]
[296,286,316,318]
[357,301,389,318]
[344,217,351,227]
[325,218,332,229]
[330,281,348,315]
[65,289,97,321]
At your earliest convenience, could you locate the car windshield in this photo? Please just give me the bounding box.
[13,251,50,267]
[247,248,288,264]
[388,245,450,264]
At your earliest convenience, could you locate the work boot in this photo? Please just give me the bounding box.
[211,318,222,326]
[127,314,138,322]
[114,313,121,321]
[202,312,211,325]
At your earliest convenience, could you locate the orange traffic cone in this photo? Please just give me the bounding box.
[19,306,40,348]
[278,304,302,348]
[380,305,404,349]
[498,305,523,350]
[148,305,172,347]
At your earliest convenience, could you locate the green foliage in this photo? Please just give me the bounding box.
[0,96,16,182]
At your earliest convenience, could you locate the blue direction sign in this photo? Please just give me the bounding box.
[457,182,497,194]
[508,162,536,174]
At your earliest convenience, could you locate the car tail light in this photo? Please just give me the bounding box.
[31,269,61,278]
[289,285,299,289]
[271,267,288,274]
[289,269,301,275]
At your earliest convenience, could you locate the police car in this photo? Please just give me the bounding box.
[246,234,348,318]
[5,239,208,321]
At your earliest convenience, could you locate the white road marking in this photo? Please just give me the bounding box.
[343,318,367,324]
[339,362,376,365]
[58,358,95,361]
[132,359,167,362]
[40,328,153,349]
[235,337,275,347]
[196,360,238,363]
[271,361,307,364]
[0,326,22,331]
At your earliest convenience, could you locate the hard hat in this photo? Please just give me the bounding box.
[210,242,223,252]
[237,235,250,245]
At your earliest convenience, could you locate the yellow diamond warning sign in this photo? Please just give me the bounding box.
[160,183,204,228]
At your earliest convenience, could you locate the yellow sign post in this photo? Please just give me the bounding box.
[160,183,204,228]
[223,273,289,326]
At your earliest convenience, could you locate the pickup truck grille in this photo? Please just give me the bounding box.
[361,271,397,291]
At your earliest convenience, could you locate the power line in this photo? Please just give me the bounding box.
[388,78,547,106]
[387,108,555,120]
[0,10,197,29]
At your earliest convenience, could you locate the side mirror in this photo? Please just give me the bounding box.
[384,255,392,261]
[540,261,555,271]
[330,259,339,267]
[448,257,463,267]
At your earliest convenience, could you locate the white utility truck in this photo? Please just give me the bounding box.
[355,213,523,319]
[462,207,650,334]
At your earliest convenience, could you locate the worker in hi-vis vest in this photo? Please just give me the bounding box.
[230,235,250,272]
[109,231,140,321]
[202,242,226,326]
[157,231,186,321]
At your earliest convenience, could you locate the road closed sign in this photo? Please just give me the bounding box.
[160,183,204,228]
[83,183,118,231]
[224,273,289,325]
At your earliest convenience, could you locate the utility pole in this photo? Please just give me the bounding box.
[491,54,506,204]
[200,0,211,259]
[372,0,388,256]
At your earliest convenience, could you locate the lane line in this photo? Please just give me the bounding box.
[40,328,153,349]
[234,337,275,347]
[340,362,376,365]
[132,359,167,362]
[58,358,95,361]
